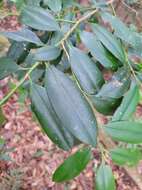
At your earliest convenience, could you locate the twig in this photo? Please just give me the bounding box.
[56,19,76,24]
[121,0,138,16]
[127,61,142,86]
[57,9,98,46]
[0,62,40,106]
[0,9,98,106]
[99,128,142,190]
[125,52,142,86]
[61,42,70,60]
[110,3,116,16]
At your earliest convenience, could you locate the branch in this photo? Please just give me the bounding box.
[99,128,142,190]
[0,9,98,106]
[57,9,98,46]
[0,62,40,106]
[56,19,76,24]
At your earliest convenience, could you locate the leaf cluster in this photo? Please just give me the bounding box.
[0,0,142,188]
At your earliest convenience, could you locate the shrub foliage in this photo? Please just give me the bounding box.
[0,0,142,188]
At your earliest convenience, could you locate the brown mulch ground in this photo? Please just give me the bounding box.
[0,3,20,31]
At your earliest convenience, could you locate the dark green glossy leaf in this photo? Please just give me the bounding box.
[91,24,126,63]
[56,54,70,72]
[104,121,142,144]
[7,41,30,63]
[90,67,130,115]
[20,6,59,31]
[91,95,121,115]
[80,31,118,69]
[30,83,76,150]
[101,12,142,50]
[53,147,91,182]
[112,82,139,121]
[23,68,44,89]
[95,163,116,190]
[34,46,61,61]
[0,57,19,80]
[49,31,63,45]
[45,66,98,147]
[70,47,104,94]
[110,148,142,166]
[0,28,43,45]
[98,67,131,99]
[44,0,62,12]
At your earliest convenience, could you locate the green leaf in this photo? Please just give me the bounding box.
[70,47,104,94]
[45,66,98,147]
[80,31,118,69]
[91,95,121,115]
[53,147,91,182]
[7,41,29,63]
[44,0,62,12]
[101,12,142,50]
[110,148,142,166]
[104,121,142,144]
[91,24,126,63]
[26,0,41,6]
[0,28,43,45]
[30,83,76,150]
[34,46,61,61]
[95,163,116,190]
[112,82,139,121]
[0,57,19,80]
[90,67,130,115]
[20,6,59,31]
[97,67,131,99]
[11,0,41,9]
[0,108,6,125]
